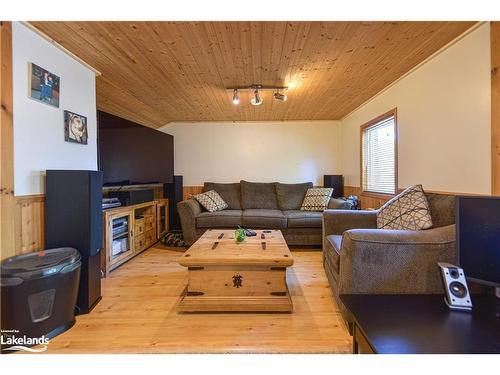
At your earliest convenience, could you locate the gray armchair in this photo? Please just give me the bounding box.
[322,193,457,327]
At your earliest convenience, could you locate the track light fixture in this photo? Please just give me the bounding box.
[250,89,263,106]
[232,89,240,105]
[226,84,288,106]
[273,91,287,101]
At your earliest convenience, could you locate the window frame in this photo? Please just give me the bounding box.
[359,108,398,197]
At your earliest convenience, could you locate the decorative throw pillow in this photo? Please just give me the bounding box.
[377,184,433,230]
[193,190,228,212]
[300,188,333,211]
[204,182,241,210]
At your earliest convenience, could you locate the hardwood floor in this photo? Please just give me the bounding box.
[43,245,351,354]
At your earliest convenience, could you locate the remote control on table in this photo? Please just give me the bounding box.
[244,229,257,236]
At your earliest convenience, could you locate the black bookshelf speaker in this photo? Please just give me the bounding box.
[45,170,103,314]
[323,175,344,198]
[163,175,183,230]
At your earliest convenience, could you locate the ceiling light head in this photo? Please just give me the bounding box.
[273,91,287,101]
[250,89,263,106]
[232,89,240,105]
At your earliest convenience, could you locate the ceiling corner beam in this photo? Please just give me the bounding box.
[21,21,102,76]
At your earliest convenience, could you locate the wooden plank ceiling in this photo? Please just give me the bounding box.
[31,21,475,128]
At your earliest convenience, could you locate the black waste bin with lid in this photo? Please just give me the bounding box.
[1,247,81,352]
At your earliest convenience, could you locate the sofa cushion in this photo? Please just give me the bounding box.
[193,190,228,212]
[204,182,242,210]
[241,209,286,228]
[425,192,455,228]
[240,181,279,209]
[284,210,322,228]
[325,234,343,274]
[300,188,333,211]
[196,210,242,228]
[377,184,433,230]
[276,182,313,210]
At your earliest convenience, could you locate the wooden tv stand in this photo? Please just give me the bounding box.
[101,199,168,276]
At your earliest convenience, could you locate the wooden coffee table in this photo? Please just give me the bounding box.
[178,229,294,312]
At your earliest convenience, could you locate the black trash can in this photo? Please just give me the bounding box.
[1,248,81,352]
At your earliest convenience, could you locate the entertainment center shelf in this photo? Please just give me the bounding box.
[101,199,168,276]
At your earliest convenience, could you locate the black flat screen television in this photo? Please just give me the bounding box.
[456,196,500,288]
[98,111,174,186]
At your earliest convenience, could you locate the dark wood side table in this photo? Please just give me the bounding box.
[340,294,500,354]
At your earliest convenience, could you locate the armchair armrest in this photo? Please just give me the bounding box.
[177,199,202,245]
[338,224,456,295]
[322,209,377,236]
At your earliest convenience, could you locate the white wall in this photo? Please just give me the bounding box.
[340,23,492,195]
[159,121,342,186]
[12,22,98,196]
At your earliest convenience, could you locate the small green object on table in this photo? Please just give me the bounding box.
[235,227,246,243]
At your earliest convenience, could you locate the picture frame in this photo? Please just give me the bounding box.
[64,110,88,145]
[28,62,60,108]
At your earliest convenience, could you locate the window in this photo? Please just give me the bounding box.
[361,110,397,195]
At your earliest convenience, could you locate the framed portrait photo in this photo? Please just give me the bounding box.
[28,63,60,108]
[64,110,88,145]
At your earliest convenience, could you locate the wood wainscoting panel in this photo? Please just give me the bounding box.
[344,186,392,210]
[1,21,16,260]
[14,195,45,255]
[344,186,490,210]
[9,187,166,260]
[492,22,500,195]
[183,186,203,201]
[184,185,390,209]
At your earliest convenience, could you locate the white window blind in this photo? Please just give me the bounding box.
[362,115,396,194]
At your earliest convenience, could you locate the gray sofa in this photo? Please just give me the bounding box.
[178,181,350,246]
[322,192,457,328]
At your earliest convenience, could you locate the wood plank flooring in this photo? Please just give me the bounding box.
[43,245,351,353]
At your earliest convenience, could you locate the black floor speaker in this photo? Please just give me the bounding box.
[163,175,183,230]
[323,174,344,198]
[45,170,103,314]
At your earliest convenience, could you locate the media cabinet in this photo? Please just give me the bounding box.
[101,199,169,276]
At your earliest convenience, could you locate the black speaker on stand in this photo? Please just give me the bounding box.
[324,175,344,198]
[45,170,103,315]
[163,175,183,231]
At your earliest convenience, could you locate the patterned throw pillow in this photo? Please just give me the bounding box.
[377,184,433,230]
[300,188,333,211]
[193,190,228,212]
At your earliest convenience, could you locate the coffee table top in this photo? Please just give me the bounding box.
[179,229,293,267]
[341,294,500,354]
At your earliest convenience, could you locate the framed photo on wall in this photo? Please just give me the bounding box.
[64,110,88,145]
[28,62,60,108]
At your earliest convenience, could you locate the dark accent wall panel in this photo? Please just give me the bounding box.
[98,111,174,185]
